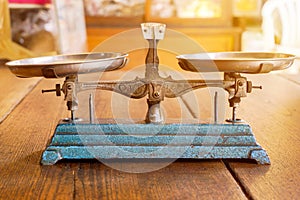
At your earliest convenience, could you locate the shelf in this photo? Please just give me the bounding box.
[86,26,242,52]
[9,3,51,9]
[85,16,144,27]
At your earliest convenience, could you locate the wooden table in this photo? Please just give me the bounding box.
[0,62,299,200]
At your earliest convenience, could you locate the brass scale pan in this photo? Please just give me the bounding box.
[6,52,296,77]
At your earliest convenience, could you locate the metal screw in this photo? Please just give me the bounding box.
[253,86,263,89]
[42,89,56,93]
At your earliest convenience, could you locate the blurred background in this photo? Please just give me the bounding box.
[1,0,299,73]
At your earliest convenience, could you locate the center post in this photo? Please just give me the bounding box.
[141,23,166,123]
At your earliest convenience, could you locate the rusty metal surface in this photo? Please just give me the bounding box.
[5,52,128,78]
[177,52,296,73]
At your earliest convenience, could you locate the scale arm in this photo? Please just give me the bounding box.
[78,79,148,99]
[164,80,230,98]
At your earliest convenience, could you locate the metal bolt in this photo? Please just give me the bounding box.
[153,92,160,98]
[67,84,72,90]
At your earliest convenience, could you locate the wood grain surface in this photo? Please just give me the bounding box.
[0,68,247,199]
[178,72,300,199]
[226,74,300,200]
[0,78,74,200]
[0,64,40,123]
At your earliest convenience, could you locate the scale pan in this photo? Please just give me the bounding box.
[6,52,128,78]
[177,52,296,73]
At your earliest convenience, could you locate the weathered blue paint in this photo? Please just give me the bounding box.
[41,122,270,165]
[51,135,257,146]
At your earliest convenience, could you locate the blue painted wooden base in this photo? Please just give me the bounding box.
[41,122,270,165]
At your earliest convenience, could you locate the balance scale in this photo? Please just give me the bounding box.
[6,23,295,165]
